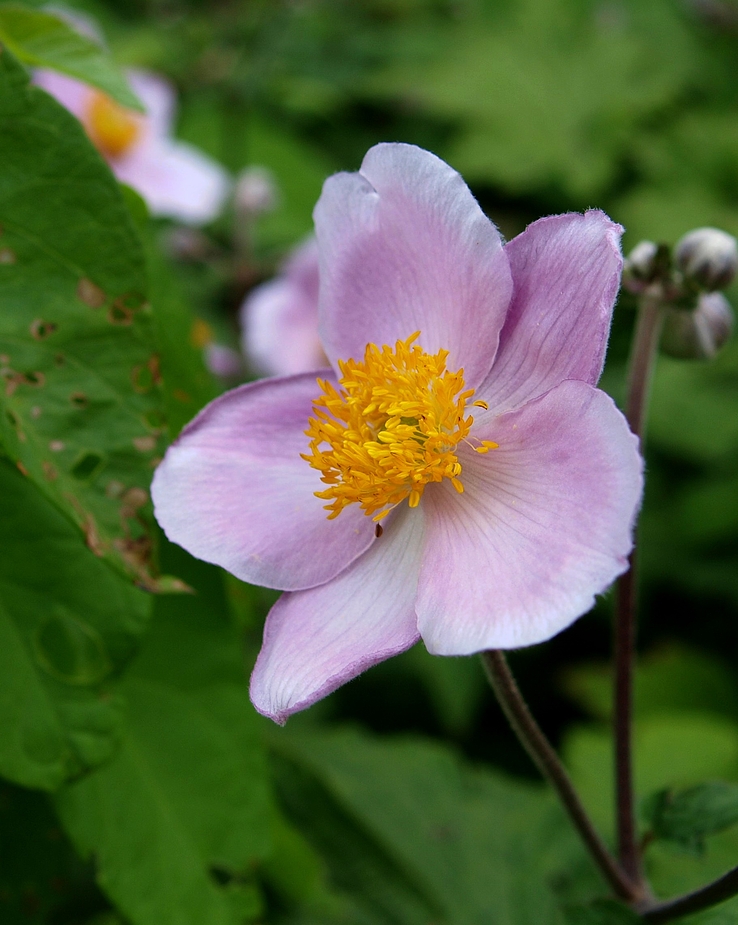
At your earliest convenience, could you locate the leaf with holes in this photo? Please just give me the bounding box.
[0,46,166,586]
[0,458,150,790]
[0,5,142,110]
[55,540,272,925]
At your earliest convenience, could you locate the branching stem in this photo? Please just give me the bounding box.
[641,864,738,922]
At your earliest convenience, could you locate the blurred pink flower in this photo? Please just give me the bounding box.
[34,69,229,225]
[152,143,643,724]
[240,237,325,376]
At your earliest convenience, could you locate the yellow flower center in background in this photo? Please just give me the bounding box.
[303,332,496,522]
[85,91,142,159]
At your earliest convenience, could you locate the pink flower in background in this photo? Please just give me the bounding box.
[34,69,229,225]
[152,143,643,724]
[240,237,324,376]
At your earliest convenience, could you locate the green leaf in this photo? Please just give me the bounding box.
[0,457,150,790]
[370,0,698,200]
[562,645,738,724]
[274,726,595,925]
[561,899,642,925]
[643,782,738,856]
[564,712,738,836]
[0,5,142,110]
[0,47,166,586]
[146,238,218,439]
[0,778,96,924]
[54,541,272,925]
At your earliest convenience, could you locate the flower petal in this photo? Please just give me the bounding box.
[477,211,623,414]
[416,380,643,654]
[115,140,230,225]
[33,70,89,120]
[250,506,424,724]
[125,69,175,139]
[152,373,375,590]
[241,238,325,376]
[314,142,512,388]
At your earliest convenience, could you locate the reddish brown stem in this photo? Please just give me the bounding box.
[615,295,664,888]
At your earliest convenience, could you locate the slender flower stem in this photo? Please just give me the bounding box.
[615,295,665,887]
[641,864,738,923]
[481,650,644,904]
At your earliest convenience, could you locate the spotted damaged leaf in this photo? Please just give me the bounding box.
[0,457,150,790]
[0,45,167,587]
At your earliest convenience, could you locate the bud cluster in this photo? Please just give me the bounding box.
[622,227,737,361]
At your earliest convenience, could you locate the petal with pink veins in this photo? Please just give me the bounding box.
[314,142,512,388]
[152,373,375,590]
[250,506,424,724]
[416,379,643,654]
[477,211,623,415]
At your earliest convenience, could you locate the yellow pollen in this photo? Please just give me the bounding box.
[85,91,142,159]
[302,332,497,522]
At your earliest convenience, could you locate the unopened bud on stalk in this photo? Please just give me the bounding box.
[622,241,664,293]
[674,227,738,291]
[661,292,734,360]
[235,166,279,217]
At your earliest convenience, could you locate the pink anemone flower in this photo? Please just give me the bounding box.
[34,69,229,225]
[152,143,643,725]
[240,236,324,377]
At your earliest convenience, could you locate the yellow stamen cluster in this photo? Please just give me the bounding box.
[85,91,142,159]
[303,332,497,522]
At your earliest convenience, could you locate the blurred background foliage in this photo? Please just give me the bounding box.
[3,0,738,922]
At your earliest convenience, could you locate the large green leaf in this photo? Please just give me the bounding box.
[0,5,142,110]
[0,779,100,924]
[564,711,738,905]
[562,645,738,724]
[370,0,697,200]
[0,457,150,790]
[273,726,604,925]
[146,238,218,438]
[55,542,272,925]
[0,47,166,585]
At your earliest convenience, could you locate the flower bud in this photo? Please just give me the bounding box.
[674,227,738,291]
[204,343,244,379]
[235,166,279,217]
[660,291,734,360]
[622,241,664,293]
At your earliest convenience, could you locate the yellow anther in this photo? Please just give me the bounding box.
[85,91,142,159]
[473,399,489,410]
[303,332,492,521]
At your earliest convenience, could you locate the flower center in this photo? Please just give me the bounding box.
[303,332,496,522]
[85,91,142,159]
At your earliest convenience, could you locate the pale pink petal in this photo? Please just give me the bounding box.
[477,211,623,415]
[241,238,324,376]
[33,69,90,119]
[416,380,643,654]
[151,373,375,590]
[125,69,174,140]
[314,142,512,388]
[114,139,230,225]
[250,506,424,724]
